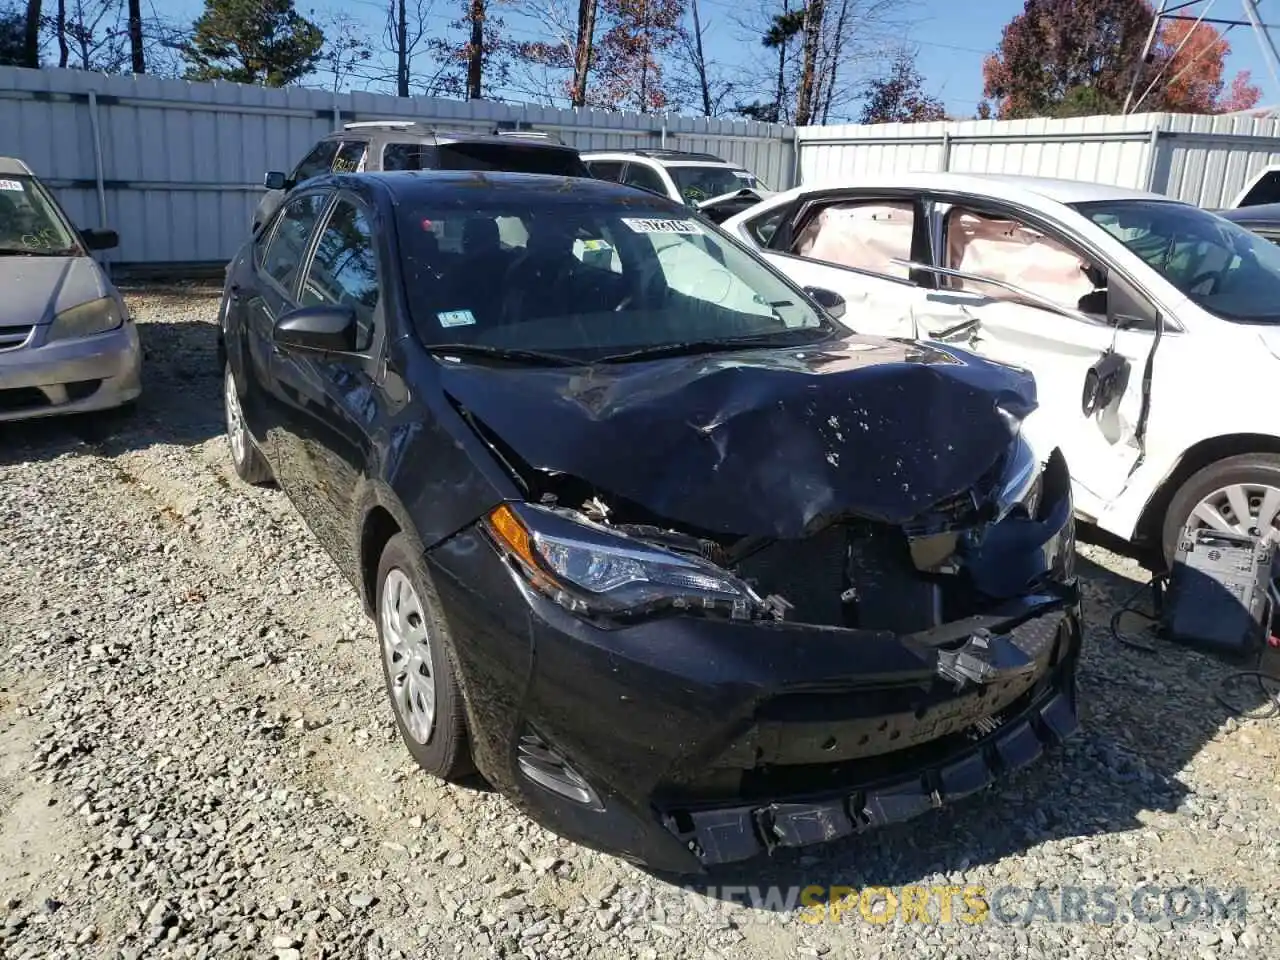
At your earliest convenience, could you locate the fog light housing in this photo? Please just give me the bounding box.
[516,729,603,810]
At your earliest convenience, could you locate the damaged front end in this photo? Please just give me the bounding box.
[432,337,1081,872]
[471,436,1077,869]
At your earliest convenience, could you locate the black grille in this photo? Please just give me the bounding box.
[0,324,32,350]
[0,387,50,413]
[736,524,848,625]
[64,379,102,402]
[734,520,945,632]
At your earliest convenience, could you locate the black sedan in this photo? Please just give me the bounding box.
[1217,202,1280,245]
[217,170,1082,874]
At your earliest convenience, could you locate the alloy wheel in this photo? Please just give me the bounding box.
[1187,483,1280,544]
[380,568,437,745]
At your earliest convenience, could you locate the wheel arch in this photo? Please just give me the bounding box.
[355,482,424,616]
[1133,432,1280,553]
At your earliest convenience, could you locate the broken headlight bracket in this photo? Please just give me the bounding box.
[935,628,1038,690]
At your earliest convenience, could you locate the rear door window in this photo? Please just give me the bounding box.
[332,140,368,174]
[383,142,437,171]
[791,200,916,280]
[260,193,328,294]
[621,162,668,197]
[586,160,624,182]
[291,141,339,184]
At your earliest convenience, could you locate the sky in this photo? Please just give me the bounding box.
[158,0,1280,119]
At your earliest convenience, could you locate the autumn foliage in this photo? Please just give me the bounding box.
[983,0,1261,119]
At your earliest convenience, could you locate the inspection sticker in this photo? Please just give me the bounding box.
[0,180,23,192]
[437,309,476,328]
[620,217,702,235]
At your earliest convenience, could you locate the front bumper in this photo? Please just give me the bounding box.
[0,321,142,422]
[427,524,1082,876]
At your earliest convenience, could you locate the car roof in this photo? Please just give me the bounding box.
[327,124,573,150]
[0,157,35,176]
[1217,202,1280,224]
[802,171,1175,206]
[338,169,684,206]
[582,148,729,164]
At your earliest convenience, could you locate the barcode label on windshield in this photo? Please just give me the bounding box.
[0,180,22,192]
[620,218,702,235]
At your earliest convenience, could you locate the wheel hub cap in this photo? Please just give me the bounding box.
[224,369,247,466]
[380,568,437,745]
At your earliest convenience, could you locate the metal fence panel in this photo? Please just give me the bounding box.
[796,111,1280,207]
[0,66,796,268]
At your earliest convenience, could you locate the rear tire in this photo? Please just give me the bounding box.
[223,363,273,485]
[375,533,474,781]
[1160,453,1280,567]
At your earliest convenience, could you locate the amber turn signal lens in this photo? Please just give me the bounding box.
[489,504,538,569]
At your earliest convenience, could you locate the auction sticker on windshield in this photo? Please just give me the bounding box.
[620,218,703,235]
[437,309,476,328]
[0,180,23,192]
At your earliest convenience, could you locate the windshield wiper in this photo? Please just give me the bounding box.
[429,343,583,366]
[594,329,832,364]
[0,247,77,257]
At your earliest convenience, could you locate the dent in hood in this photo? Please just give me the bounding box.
[0,256,110,326]
[439,333,1037,538]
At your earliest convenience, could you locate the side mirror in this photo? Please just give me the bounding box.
[263,171,288,190]
[1107,271,1159,331]
[804,285,847,320]
[80,228,119,251]
[273,304,358,353]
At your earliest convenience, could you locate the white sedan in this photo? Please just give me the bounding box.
[722,172,1280,566]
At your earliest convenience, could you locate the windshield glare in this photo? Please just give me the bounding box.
[398,198,830,358]
[670,166,765,204]
[0,176,78,254]
[1074,198,1280,324]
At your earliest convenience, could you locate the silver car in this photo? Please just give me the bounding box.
[0,157,140,422]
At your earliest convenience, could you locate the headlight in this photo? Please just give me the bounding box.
[993,434,1043,521]
[47,297,125,342]
[484,502,759,620]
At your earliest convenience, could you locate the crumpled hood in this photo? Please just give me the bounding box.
[440,333,1038,538]
[0,256,109,326]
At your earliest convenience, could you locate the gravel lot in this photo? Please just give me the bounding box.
[2,288,1279,960]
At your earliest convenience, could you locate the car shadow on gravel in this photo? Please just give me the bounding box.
[0,318,224,467]
[649,550,1273,902]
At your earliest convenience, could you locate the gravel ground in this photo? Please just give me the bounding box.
[2,287,1279,960]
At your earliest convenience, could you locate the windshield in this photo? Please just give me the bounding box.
[1074,198,1280,324]
[397,193,832,359]
[670,166,766,205]
[0,175,78,255]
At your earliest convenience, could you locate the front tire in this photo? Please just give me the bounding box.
[375,533,473,781]
[223,363,273,485]
[1161,453,1280,566]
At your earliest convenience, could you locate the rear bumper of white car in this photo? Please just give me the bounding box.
[0,321,142,423]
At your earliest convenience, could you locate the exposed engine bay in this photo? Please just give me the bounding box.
[500,438,1073,635]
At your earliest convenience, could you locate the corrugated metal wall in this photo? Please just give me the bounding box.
[797,112,1280,209]
[0,66,796,268]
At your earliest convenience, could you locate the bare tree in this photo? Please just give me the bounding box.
[569,0,596,105]
[734,0,917,124]
[126,0,141,72]
[385,0,436,96]
[318,10,373,92]
[55,0,66,66]
[668,0,736,116]
[22,0,39,66]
